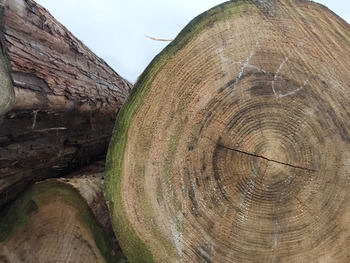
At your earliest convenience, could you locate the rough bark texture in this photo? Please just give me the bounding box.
[0,0,132,207]
[0,180,128,263]
[105,0,350,262]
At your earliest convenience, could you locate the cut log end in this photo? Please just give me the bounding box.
[105,0,350,262]
[0,180,127,263]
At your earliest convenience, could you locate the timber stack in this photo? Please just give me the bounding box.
[2,0,350,262]
[0,0,132,207]
[0,0,131,262]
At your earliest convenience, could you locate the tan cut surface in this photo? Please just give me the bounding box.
[105,0,350,262]
[1,200,104,262]
[0,181,121,263]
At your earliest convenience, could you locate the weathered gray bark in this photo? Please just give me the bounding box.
[0,0,132,207]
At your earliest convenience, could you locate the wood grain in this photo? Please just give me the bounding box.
[105,0,350,262]
[0,0,132,207]
[0,180,126,263]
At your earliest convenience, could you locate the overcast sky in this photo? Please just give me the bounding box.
[35,0,350,83]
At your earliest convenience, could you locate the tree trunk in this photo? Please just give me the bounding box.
[0,179,127,263]
[57,160,123,255]
[105,0,350,262]
[0,0,132,207]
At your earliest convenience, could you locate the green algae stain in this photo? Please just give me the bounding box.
[0,181,124,263]
[104,1,254,262]
[0,45,14,115]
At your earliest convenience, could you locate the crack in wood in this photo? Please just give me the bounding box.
[215,141,316,172]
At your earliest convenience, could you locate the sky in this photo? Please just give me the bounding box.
[35,0,350,83]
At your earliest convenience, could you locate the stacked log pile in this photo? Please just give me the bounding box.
[0,0,131,261]
[0,0,132,206]
[1,0,350,262]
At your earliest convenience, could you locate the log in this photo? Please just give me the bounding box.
[57,160,123,254]
[105,0,350,262]
[0,0,132,206]
[0,179,128,263]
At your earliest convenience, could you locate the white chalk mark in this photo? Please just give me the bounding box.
[270,220,280,263]
[234,41,260,89]
[219,41,307,97]
[272,53,293,96]
[278,83,305,98]
[169,212,184,262]
[246,64,267,73]
[219,41,266,92]
[239,43,259,78]
[272,43,307,98]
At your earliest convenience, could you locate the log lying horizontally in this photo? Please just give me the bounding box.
[0,179,127,263]
[105,0,350,262]
[57,160,123,255]
[0,0,132,206]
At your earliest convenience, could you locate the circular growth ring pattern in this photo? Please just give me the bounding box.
[105,0,350,262]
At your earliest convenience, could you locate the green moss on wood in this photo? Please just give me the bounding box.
[0,46,14,116]
[0,6,13,115]
[104,1,252,262]
[0,180,124,263]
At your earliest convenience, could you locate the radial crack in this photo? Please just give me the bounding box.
[216,143,316,172]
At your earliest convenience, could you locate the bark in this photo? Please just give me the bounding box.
[105,0,350,262]
[0,179,128,263]
[0,0,132,207]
